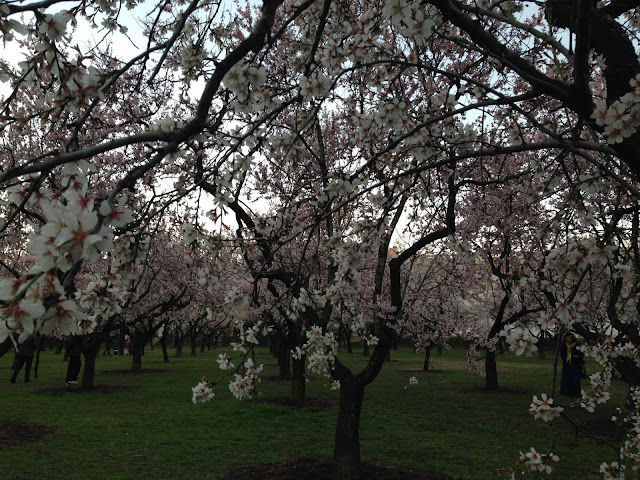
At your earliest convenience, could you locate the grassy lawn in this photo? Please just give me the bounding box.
[0,344,627,479]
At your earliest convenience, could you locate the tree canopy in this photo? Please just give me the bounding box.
[2,1,640,478]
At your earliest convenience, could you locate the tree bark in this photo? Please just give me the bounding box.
[278,336,292,380]
[130,333,145,372]
[81,348,99,389]
[175,335,184,357]
[131,350,143,372]
[81,334,102,389]
[190,331,197,356]
[291,355,306,403]
[485,348,498,390]
[332,376,365,480]
[345,330,352,354]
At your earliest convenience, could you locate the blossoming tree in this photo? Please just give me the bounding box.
[3,0,640,478]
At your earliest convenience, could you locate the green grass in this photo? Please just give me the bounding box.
[0,345,628,479]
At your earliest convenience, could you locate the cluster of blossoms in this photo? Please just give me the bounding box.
[381,0,437,46]
[0,162,137,343]
[499,326,538,357]
[582,333,640,370]
[529,394,564,422]
[216,353,235,371]
[466,343,486,376]
[592,74,640,144]
[599,462,626,480]
[192,315,274,403]
[299,70,332,101]
[611,386,640,475]
[228,358,264,400]
[581,369,612,413]
[38,11,73,42]
[506,447,559,478]
[293,325,339,385]
[222,62,270,112]
[349,311,380,347]
[192,377,215,404]
[230,320,272,354]
[198,267,219,294]
[0,279,47,344]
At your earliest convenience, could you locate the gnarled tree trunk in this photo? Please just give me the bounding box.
[332,377,365,480]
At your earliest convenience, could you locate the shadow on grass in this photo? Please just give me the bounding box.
[101,369,168,375]
[36,385,139,394]
[217,457,455,479]
[252,396,336,412]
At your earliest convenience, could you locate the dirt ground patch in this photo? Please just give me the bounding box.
[217,457,454,480]
[0,420,55,447]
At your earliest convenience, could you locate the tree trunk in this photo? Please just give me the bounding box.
[130,334,145,372]
[362,341,369,357]
[175,336,184,357]
[278,336,291,380]
[131,350,143,372]
[485,348,498,390]
[81,349,98,389]
[345,331,352,354]
[332,378,365,480]
[161,340,169,363]
[291,355,306,403]
[423,344,432,372]
[190,331,197,356]
[81,335,102,389]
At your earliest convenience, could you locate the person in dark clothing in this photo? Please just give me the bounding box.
[10,335,37,383]
[65,335,82,385]
[560,333,584,399]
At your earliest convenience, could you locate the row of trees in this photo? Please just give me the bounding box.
[2,0,640,478]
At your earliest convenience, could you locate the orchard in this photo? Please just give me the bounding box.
[1,1,640,479]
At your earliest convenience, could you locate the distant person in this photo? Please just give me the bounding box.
[560,333,584,399]
[125,337,131,355]
[10,335,37,383]
[113,343,119,356]
[65,335,82,385]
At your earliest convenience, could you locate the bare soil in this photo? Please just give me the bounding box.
[0,420,55,447]
[217,457,455,480]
